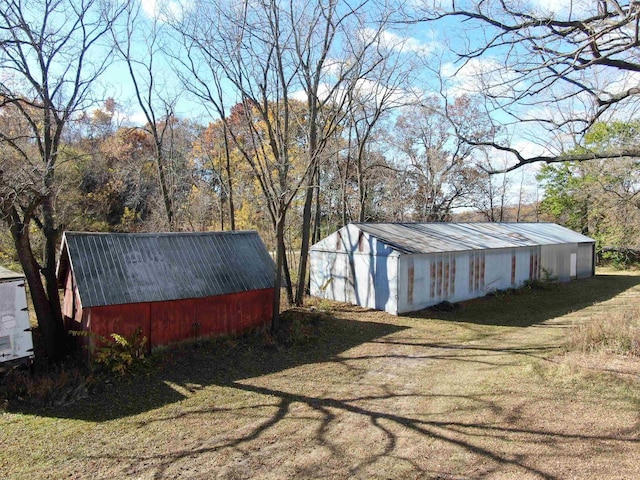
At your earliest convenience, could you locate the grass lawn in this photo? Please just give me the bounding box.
[1,270,640,479]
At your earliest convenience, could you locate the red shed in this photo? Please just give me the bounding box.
[57,230,275,356]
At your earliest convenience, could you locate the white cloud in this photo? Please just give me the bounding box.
[291,83,334,103]
[529,0,596,17]
[292,77,416,112]
[441,58,519,99]
[359,28,435,57]
[120,110,149,127]
[511,139,550,160]
[140,0,189,22]
[351,78,417,108]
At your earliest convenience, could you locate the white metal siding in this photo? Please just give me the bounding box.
[541,244,574,282]
[484,250,513,292]
[311,223,596,315]
[396,247,546,314]
[310,251,350,304]
[398,253,459,313]
[0,279,33,365]
[310,250,398,314]
[368,254,398,314]
[577,244,594,278]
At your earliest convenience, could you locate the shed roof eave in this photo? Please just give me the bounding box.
[83,286,275,310]
[310,246,401,257]
[0,266,25,282]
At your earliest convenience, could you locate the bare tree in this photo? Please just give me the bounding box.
[394,96,488,220]
[173,0,400,318]
[113,2,184,230]
[173,0,313,326]
[342,37,416,223]
[469,152,511,221]
[290,1,404,305]
[415,1,640,171]
[0,0,127,361]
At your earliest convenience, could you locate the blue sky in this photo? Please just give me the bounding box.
[107,0,456,124]
[96,0,552,201]
[101,0,600,200]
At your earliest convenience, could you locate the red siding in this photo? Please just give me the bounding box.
[81,288,273,356]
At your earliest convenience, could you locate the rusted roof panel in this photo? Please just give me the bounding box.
[58,231,275,308]
[349,222,594,254]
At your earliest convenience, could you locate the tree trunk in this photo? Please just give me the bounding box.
[341,129,354,226]
[41,196,64,334]
[155,146,174,230]
[223,125,236,230]
[9,214,65,361]
[340,153,350,226]
[281,245,294,305]
[294,166,316,306]
[219,196,225,231]
[271,213,286,333]
[313,167,321,244]
[357,152,367,222]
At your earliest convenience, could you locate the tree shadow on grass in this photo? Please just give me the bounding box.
[8,277,640,479]
[69,373,640,480]
[12,314,407,421]
[411,273,640,327]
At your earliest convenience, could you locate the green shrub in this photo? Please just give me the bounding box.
[523,267,558,290]
[600,250,640,270]
[70,328,147,375]
[94,329,147,375]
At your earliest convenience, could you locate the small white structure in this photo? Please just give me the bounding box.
[310,223,596,315]
[0,266,34,368]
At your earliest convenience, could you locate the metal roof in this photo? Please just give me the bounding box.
[57,231,276,308]
[322,222,594,255]
[0,266,24,282]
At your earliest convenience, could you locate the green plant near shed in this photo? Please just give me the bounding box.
[70,328,147,375]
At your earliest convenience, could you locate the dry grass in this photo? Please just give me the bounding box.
[1,270,640,479]
[566,307,640,357]
[1,366,92,408]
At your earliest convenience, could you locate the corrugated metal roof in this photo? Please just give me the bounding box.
[0,266,24,282]
[58,231,276,308]
[322,222,594,254]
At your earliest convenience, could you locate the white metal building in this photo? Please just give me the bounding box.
[0,266,34,368]
[310,223,596,315]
